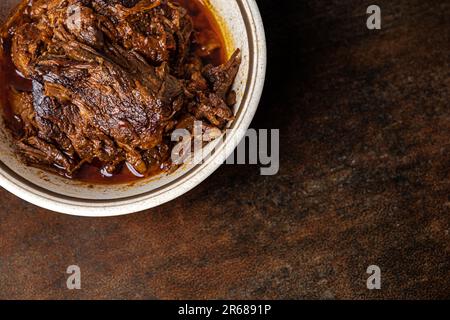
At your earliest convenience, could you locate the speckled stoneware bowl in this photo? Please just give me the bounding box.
[0,0,266,216]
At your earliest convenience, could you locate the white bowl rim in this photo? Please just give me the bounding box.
[0,0,267,217]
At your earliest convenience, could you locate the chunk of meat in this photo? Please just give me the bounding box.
[189,92,234,128]
[11,23,48,78]
[203,49,242,99]
[8,89,36,137]
[65,5,105,49]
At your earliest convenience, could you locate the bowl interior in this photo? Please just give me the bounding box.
[0,0,250,200]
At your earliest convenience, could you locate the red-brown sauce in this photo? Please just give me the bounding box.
[176,0,227,66]
[0,0,227,185]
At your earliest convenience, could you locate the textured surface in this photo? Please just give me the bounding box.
[0,0,449,299]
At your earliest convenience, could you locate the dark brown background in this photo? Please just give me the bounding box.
[0,0,449,299]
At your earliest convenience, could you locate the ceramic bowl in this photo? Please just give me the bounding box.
[0,0,266,216]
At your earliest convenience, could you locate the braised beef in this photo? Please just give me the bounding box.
[0,0,241,179]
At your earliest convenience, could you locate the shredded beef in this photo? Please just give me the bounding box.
[0,0,241,177]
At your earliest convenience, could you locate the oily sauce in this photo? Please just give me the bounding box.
[175,0,227,66]
[0,0,227,185]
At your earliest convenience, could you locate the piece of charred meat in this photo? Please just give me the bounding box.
[0,0,241,178]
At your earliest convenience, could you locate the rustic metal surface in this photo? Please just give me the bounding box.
[0,0,449,299]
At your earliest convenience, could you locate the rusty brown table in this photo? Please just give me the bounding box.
[0,0,449,299]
